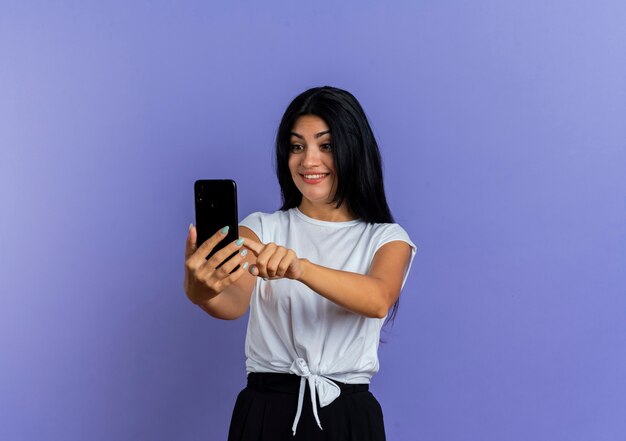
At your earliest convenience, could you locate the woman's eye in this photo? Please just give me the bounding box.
[321,143,333,152]
[290,144,304,152]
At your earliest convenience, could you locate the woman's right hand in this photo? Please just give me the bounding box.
[184,225,249,306]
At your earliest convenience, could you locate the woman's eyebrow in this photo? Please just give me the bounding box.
[290,130,331,139]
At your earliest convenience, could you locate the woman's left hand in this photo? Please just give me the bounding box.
[243,239,305,280]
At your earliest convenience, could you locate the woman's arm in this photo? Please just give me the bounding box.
[298,241,412,318]
[245,239,413,318]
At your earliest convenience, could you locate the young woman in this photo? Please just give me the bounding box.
[184,86,416,440]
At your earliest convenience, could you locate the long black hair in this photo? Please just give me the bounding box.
[275,86,401,320]
[275,86,394,224]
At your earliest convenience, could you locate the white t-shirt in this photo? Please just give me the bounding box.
[239,207,416,385]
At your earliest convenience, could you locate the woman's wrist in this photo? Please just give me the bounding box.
[296,258,311,283]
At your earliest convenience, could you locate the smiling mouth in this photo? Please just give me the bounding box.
[300,173,330,184]
[302,173,329,179]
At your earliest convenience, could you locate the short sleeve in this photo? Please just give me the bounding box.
[239,212,265,242]
[372,223,416,289]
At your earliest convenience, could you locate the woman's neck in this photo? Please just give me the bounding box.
[297,199,357,222]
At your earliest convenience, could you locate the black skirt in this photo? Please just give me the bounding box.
[228,373,386,441]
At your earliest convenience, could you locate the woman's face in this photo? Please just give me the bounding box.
[288,115,337,205]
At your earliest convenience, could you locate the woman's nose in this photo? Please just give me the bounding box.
[302,147,321,167]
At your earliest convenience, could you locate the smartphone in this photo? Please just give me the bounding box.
[194,179,239,261]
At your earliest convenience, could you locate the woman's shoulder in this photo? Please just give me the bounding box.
[239,209,296,234]
[239,209,295,242]
[368,221,410,236]
[365,221,416,251]
[240,209,291,225]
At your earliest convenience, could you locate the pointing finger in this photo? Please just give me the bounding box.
[243,238,266,256]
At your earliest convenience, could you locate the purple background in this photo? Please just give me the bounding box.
[1,1,625,440]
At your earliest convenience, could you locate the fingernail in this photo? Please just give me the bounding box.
[242,262,249,270]
[248,264,257,275]
[189,223,193,231]
[240,249,248,257]
[235,238,244,246]
[220,226,229,234]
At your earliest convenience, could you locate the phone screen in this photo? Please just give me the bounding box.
[194,179,239,260]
